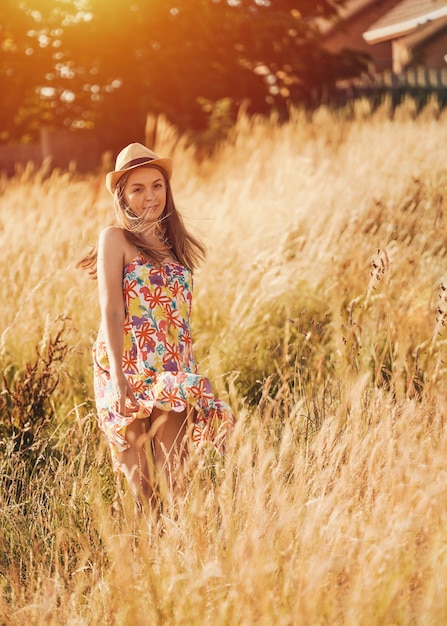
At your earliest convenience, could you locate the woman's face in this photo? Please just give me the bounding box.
[123,166,167,223]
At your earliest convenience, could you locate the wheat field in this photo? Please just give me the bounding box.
[1,98,447,625]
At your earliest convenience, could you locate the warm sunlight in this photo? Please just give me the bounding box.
[1,104,447,623]
[2,0,447,623]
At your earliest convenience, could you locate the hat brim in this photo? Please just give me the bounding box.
[105,157,173,193]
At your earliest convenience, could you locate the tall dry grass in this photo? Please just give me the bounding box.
[1,98,447,624]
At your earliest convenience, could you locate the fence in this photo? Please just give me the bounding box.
[2,69,447,176]
[331,66,447,107]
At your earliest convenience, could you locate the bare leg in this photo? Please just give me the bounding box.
[116,416,154,513]
[150,408,190,494]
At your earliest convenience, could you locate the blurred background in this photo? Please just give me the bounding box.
[2,0,447,172]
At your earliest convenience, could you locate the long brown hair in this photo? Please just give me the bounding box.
[77,165,206,279]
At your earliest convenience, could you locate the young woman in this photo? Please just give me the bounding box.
[78,142,235,510]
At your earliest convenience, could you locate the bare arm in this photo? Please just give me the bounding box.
[97,226,138,415]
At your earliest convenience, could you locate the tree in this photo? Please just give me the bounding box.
[0,0,366,147]
[0,0,55,142]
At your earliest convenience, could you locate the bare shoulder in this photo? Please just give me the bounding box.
[96,227,126,294]
[98,226,136,267]
[98,225,127,247]
[97,226,127,268]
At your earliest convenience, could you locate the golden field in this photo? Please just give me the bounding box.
[1,98,447,624]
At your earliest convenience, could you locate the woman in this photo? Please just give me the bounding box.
[78,142,235,509]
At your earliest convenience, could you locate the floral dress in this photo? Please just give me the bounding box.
[93,253,235,471]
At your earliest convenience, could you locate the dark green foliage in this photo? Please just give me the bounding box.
[0,0,366,146]
[0,414,110,585]
[0,317,69,459]
[234,296,333,407]
[0,318,109,581]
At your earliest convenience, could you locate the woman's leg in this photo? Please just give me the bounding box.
[116,416,154,511]
[150,408,190,492]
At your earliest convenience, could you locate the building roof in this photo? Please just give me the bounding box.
[336,0,377,21]
[364,0,447,42]
[317,0,375,35]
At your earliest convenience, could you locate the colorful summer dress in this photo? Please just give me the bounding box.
[93,253,235,471]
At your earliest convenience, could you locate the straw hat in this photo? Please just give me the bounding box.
[105,143,173,193]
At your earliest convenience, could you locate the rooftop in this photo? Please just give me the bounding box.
[364,0,447,42]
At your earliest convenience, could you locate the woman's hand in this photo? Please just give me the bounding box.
[111,368,139,416]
